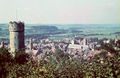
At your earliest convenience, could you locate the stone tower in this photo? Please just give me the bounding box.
[9,21,25,53]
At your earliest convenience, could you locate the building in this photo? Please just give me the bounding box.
[29,38,33,50]
[0,41,4,48]
[9,21,25,54]
[68,44,81,49]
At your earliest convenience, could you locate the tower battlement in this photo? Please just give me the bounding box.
[9,21,24,32]
[9,21,25,54]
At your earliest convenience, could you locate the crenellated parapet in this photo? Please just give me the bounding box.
[9,21,24,32]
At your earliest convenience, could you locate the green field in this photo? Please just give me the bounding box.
[0,24,120,40]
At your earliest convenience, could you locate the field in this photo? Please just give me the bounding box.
[50,24,120,39]
[0,24,120,40]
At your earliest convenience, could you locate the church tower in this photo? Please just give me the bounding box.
[29,38,33,50]
[9,21,25,54]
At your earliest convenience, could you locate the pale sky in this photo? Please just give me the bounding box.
[0,0,119,24]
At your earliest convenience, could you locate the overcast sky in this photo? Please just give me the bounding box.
[0,0,119,24]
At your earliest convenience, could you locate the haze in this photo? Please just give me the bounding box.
[0,0,119,24]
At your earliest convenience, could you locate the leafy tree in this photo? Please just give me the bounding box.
[0,40,120,78]
[0,48,12,78]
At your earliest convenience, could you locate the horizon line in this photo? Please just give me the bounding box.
[0,23,120,25]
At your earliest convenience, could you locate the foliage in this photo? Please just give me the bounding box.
[0,40,120,78]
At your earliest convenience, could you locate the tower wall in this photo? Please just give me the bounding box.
[9,21,25,53]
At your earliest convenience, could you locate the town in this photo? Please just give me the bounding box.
[0,22,118,60]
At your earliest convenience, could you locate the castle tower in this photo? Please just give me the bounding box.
[9,21,25,53]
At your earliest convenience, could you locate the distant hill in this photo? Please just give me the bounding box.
[30,26,58,31]
[0,24,8,26]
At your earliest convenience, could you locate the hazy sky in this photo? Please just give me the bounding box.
[0,0,119,24]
